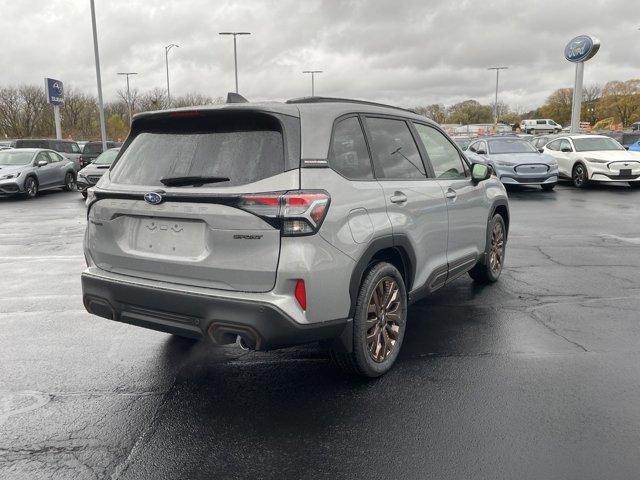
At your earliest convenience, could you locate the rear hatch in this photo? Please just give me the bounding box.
[86,108,301,292]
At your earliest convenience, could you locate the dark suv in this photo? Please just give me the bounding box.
[79,141,122,168]
[14,139,82,170]
[81,97,509,377]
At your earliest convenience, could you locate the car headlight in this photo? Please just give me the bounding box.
[0,172,19,180]
[584,157,608,164]
[77,172,87,180]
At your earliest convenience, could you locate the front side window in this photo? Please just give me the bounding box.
[328,117,373,180]
[366,117,425,180]
[46,151,61,163]
[559,139,573,152]
[414,123,466,179]
[546,139,561,151]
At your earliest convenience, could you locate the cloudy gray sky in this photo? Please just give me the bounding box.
[0,0,636,110]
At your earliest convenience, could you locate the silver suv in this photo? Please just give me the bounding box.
[81,98,509,377]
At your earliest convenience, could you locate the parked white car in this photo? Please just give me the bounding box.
[520,119,562,134]
[543,135,640,188]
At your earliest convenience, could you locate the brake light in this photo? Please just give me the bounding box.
[294,279,307,310]
[237,190,330,236]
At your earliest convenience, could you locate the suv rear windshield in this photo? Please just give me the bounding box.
[109,112,290,188]
[83,143,104,154]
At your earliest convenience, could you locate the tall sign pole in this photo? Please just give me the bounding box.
[90,0,108,151]
[564,35,600,133]
[44,78,64,139]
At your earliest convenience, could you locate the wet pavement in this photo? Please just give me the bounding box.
[1,183,640,479]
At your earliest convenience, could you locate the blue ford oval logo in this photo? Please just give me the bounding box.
[564,35,600,63]
[144,192,163,205]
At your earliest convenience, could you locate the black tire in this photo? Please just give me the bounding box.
[330,262,407,378]
[572,163,589,189]
[629,182,640,189]
[541,183,556,191]
[469,214,506,284]
[22,176,38,199]
[63,172,76,191]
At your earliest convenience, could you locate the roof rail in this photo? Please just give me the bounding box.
[286,96,417,114]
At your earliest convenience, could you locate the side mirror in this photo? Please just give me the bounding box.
[36,159,48,167]
[561,147,572,153]
[476,149,487,155]
[538,148,544,153]
[471,163,490,183]
[624,145,630,150]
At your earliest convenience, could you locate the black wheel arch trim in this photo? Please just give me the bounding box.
[347,234,416,318]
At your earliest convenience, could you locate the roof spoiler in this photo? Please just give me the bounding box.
[226,92,249,103]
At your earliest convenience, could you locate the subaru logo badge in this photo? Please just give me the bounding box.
[144,192,163,205]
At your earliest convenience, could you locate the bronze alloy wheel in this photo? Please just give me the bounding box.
[25,177,37,198]
[366,276,402,363]
[489,221,505,275]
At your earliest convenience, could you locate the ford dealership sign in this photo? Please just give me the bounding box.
[564,35,600,63]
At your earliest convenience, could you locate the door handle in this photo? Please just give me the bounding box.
[445,188,457,200]
[390,192,408,204]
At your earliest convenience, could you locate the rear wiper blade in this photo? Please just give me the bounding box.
[159,176,230,187]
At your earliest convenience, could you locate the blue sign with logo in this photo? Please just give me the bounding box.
[144,192,163,205]
[564,35,600,63]
[44,78,64,105]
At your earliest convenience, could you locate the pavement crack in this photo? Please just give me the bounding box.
[529,310,589,352]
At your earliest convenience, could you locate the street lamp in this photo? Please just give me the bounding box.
[219,32,251,93]
[165,44,179,106]
[89,0,107,151]
[302,70,323,97]
[487,66,509,126]
[117,72,137,126]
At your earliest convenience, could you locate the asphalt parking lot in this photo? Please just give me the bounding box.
[1,183,640,480]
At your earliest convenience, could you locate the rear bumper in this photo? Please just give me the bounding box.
[81,271,350,350]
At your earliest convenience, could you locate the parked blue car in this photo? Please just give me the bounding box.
[468,137,559,190]
[626,140,640,152]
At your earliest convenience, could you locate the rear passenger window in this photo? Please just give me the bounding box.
[414,124,467,179]
[546,139,560,151]
[46,151,61,163]
[328,117,373,180]
[365,117,425,179]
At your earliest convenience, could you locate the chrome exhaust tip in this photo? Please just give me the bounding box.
[236,335,250,351]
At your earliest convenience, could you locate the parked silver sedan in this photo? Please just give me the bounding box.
[0,148,76,199]
[468,137,559,191]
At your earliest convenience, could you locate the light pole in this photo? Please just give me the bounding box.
[89,0,107,151]
[117,72,137,126]
[165,44,179,106]
[219,32,251,93]
[487,66,508,126]
[302,70,323,96]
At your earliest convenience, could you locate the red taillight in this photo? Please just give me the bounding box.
[294,279,307,310]
[237,190,330,236]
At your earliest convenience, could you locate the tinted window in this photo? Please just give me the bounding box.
[366,117,425,179]
[536,120,546,125]
[16,140,48,149]
[83,143,103,154]
[488,139,537,154]
[110,117,285,187]
[70,143,81,153]
[414,123,466,179]
[328,117,373,180]
[573,137,625,152]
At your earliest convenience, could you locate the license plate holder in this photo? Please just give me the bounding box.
[620,169,632,176]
